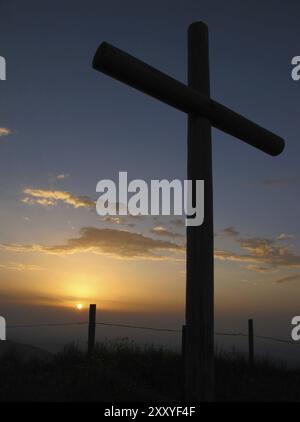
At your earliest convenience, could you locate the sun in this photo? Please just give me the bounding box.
[76,303,83,310]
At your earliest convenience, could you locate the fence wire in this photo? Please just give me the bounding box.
[7,321,300,345]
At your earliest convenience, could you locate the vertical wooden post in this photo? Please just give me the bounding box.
[182,324,186,360]
[181,324,186,399]
[185,22,214,401]
[88,304,96,355]
[248,318,254,368]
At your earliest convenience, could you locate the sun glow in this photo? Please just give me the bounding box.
[76,303,83,310]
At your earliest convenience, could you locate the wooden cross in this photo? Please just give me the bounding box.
[92,22,285,401]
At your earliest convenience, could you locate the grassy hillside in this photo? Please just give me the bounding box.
[0,340,299,402]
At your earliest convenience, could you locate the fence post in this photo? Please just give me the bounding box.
[88,304,96,355]
[248,318,254,368]
[182,325,186,399]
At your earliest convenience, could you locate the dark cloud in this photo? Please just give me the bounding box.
[217,226,239,239]
[261,177,297,187]
[274,274,300,284]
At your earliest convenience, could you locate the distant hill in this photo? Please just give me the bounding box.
[0,340,52,361]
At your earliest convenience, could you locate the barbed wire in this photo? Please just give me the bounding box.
[7,322,87,329]
[214,331,247,337]
[96,322,180,332]
[7,321,300,345]
[254,334,298,345]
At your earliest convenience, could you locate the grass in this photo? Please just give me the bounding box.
[0,339,299,402]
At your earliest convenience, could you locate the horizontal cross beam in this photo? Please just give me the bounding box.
[93,42,285,156]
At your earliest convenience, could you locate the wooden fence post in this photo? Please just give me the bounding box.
[88,304,96,355]
[248,318,254,368]
[182,325,186,399]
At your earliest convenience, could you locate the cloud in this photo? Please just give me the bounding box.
[245,265,278,273]
[169,218,185,228]
[22,188,95,208]
[261,177,297,187]
[150,225,184,238]
[0,127,11,137]
[102,216,136,227]
[103,216,123,225]
[0,227,184,260]
[214,230,300,272]
[214,249,260,264]
[277,233,294,241]
[274,274,300,284]
[237,236,300,269]
[56,174,70,180]
[217,226,239,239]
[0,262,43,272]
[238,237,276,256]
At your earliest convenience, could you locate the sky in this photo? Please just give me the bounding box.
[0,0,300,361]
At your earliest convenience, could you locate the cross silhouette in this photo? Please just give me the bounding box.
[92,22,285,401]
